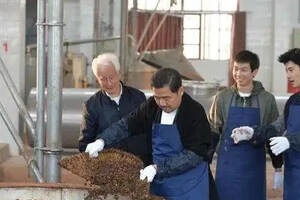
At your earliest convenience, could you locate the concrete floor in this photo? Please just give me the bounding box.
[0,156,283,200]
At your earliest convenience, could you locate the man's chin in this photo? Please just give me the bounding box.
[162,108,173,113]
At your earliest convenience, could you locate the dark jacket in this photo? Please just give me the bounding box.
[97,93,219,200]
[78,84,146,155]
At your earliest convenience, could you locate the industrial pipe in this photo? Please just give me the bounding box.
[36,0,46,177]
[46,0,64,183]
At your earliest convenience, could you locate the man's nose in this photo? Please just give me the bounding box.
[107,79,114,86]
[159,99,167,106]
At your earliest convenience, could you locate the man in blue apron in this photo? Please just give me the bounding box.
[208,50,283,200]
[231,48,300,200]
[85,68,219,200]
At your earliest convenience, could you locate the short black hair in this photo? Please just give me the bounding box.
[278,48,300,67]
[234,50,260,71]
[151,68,182,93]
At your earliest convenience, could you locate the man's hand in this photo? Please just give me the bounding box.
[231,126,254,144]
[273,170,283,189]
[139,165,157,182]
[85,139,105,158]
[270,137,290,156]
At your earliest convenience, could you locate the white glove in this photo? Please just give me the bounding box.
[269,137,290,156]
[231,126,254,144]
[273,171,283,189]
[139,165,157,182]
[85,139,105,158]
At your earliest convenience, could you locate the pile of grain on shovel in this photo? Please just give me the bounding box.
[60,148,163,200]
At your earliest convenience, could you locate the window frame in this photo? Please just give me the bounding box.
[130,0,237,60]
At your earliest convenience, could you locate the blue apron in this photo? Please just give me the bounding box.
[215,96,266,200]
[150,123,209,200]
[284,104,300,200]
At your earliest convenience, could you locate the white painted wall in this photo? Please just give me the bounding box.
[190,0,300,94]
[190,60,229,86]
[0,0,26,155]
[240,0,274,91]
[272,0,300,93]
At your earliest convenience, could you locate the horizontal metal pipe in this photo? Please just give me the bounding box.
[26,36,121,51]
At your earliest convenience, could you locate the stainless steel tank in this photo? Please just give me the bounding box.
[274,94,290,115]
[26,87,290,149]
[182,80,219,114]
[26,88,153,149]
[27,88,97,148]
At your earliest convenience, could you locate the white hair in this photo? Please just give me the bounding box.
[91,53,120,76]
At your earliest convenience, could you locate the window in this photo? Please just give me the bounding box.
[129,0,237,60]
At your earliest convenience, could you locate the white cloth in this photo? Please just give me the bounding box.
[231,126,254,144]
[85,139,105,158]
[238,91,251,97]
[273,171,283,189]
[161,109,177,125]
[270,137,290,156]
[105,83,122,105]
[140,165,157,182]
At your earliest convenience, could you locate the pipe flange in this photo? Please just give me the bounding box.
[36,147,64,155]
[36,22,65,26]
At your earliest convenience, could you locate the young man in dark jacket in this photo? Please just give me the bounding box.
[85,68,219,200]
[78,53,146,158]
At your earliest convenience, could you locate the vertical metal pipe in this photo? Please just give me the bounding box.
[132,0,137,40]
[128,0,138,69]
[46,0,63,182]
[120,0,128,81]
[93,0,99,55]
[36,0,46,177]
[109,0,114,36]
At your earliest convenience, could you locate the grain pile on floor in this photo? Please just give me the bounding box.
[60,149,163,200]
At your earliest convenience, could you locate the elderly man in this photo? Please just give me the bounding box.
[85,68,218,200]
[78,53,146,158]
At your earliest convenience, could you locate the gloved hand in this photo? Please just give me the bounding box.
[231,126,254,144]
[85,139,105,158]
[273,170,283,189]
[139,165,157,182]
[270,137,290,156]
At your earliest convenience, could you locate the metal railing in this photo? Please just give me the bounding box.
[0,56,44,183]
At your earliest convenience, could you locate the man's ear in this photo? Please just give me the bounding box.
[252,69,258,78]
[178,86,184,96]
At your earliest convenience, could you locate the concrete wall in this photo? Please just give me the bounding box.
[0,0,26,155]
[189,0,300,94]
[190,60,229,86]
[271,0,300,94]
